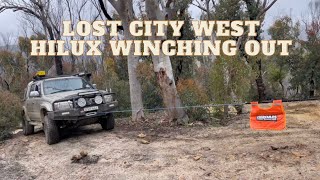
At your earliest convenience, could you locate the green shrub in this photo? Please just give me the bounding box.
[177,79,210,121]
[0,91,22,141]
[112,80,131,117]
[92,59,131,118]
[208,55,251,104]
[136,62,163,109]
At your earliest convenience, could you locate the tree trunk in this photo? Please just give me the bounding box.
[146,0,188,123]
[54,56,63,75]
[123,23,145,120]
[242,0,278,101]
[155,54,188,123]
[46,23,63,75]
[108,0,145,120]
[255,59,266,101]
[256,75,266,101]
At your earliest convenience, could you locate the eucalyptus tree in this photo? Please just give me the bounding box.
[0,0,65,75]
[98,0,145,120]
[145,0,189,123]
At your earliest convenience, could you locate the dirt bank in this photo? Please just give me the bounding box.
[1,101,320,179]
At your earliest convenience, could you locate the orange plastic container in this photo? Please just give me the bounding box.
[250,100,286,130]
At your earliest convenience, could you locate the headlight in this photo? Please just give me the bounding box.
[77,98,86,107]
[54,101,73,111]
[104,95,113,103]
[94,96,103,104]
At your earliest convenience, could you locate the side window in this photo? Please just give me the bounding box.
[29,84,36,97]
[29,82,42,97]
[35,83,42,95]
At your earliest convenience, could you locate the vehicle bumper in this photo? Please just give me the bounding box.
[47,101,118,121]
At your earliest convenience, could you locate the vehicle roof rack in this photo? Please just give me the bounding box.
[32,71,92,82]
[74,72,92,81]
[33,71,47,81]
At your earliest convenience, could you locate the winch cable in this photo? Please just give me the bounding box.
[109,102,246,114]
[107,98,320,114]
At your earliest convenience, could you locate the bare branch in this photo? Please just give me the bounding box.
[0,5,41,19]
[257,0,278,18]
[191,2,207,12]
[97,0,124,30]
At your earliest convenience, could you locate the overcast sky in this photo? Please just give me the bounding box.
[0,0,313,44]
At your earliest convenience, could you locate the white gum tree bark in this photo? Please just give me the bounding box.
[145,0,188,123]
[108,0,145,120]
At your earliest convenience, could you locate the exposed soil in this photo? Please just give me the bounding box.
[1,101,320,180]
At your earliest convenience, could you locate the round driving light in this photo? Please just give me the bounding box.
[77,98,86,107]
[94,96,103,104]
[104,95,113,102]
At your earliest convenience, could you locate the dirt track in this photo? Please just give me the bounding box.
[1,101,320,180]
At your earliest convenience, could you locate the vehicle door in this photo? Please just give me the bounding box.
[32,82,43,122]
[26,83,36,120]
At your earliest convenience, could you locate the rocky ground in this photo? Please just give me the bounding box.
[1,101,320,180]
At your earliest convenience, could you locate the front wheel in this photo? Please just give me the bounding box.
[22,114,34,136]
[100,114,115,130]
[43,115,60,145]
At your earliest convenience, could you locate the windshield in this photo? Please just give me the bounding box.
[43,77,93,95]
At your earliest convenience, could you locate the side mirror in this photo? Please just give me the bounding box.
[92,84,97,89]
[30,91,40,98]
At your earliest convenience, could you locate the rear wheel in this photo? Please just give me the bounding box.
[100,114,115,130]
[43,115,60,145]
[22,114,34,136]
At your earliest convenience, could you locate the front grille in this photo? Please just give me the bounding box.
[86,97,96,106]
[75,93,103,108]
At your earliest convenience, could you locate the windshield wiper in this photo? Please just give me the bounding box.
[74,87,91,90]
[50,89,73,94]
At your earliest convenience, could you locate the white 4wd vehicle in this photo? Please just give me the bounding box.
[22,72,118,145]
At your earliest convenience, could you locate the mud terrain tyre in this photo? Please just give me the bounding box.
[43,115,60,145]
[22,114,34,136]
[100,114,115,130]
